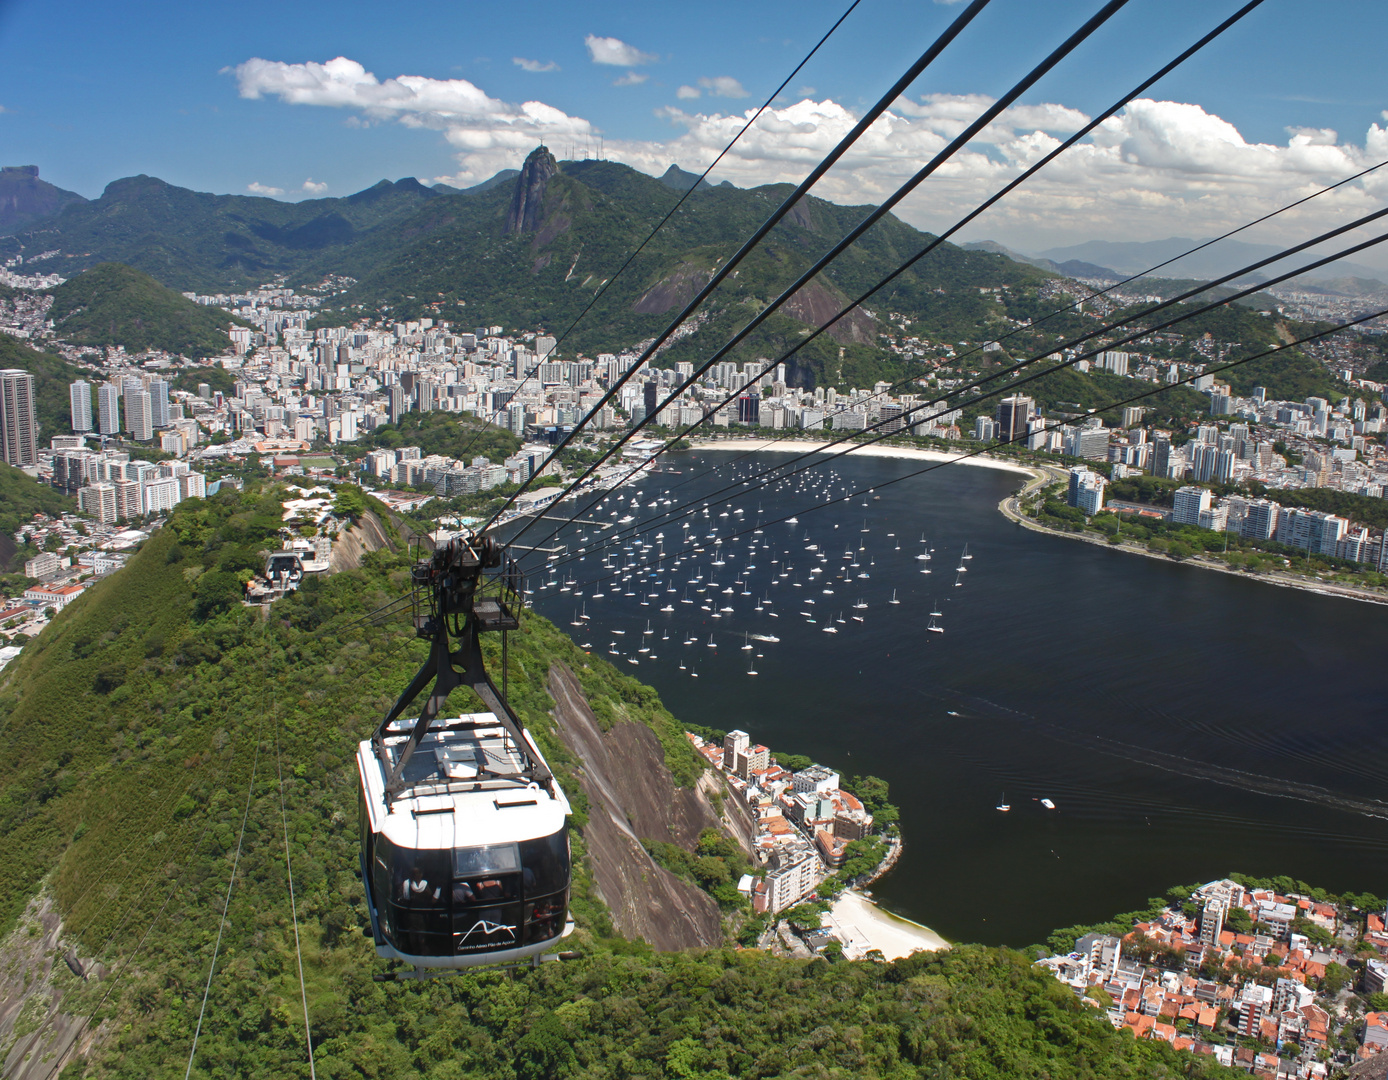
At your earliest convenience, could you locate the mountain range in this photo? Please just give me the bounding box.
[1034,237,1388,291]
[0,150,1046,386]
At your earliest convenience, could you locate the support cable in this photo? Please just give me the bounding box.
[525,219,1388,575]
[447,0,865,467]
[494,0,1136,540]
[484,0,997,527]
[543,307,1386,593]
[510,0,1268,557]
[274,718,317,1080]
[506,150,1388,545]
[185,725,263,1080]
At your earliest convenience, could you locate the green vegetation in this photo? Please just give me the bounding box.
[46,262,250,358]
[344,410,520,464]
[0,463,72,573]
[0,480,1242,1080]
[643,828,753,910]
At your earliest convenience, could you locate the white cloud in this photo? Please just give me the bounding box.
[584,34,657,67]
[247,181,284,196]
[676,85,701,100]
[514,57,559,73]
[698,76,747,99]
[302,179,328,194]
[231,56,1388,255]
[613,72,648,87]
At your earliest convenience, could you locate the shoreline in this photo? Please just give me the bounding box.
[692,435,1388,609]
[826,889,950,961]
[688,436,1041,479]
[999,487,1388,608]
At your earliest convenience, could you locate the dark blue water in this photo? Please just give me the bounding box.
[516,448,1388,946]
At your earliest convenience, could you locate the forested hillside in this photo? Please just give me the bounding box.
[46,262,251,358]
[0,152,1049,389]
[0,485,1229,1079]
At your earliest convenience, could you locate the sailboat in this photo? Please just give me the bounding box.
[747,655,758,676]
[996,794,1011,812]
[927,615,944,634]
[931,601,943,617]
[954,570,964,587]
[888,589,900,605]
[742,632,753,651]
[962,543,973,560]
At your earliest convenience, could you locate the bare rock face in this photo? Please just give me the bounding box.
[547,661,727,950]
[506,146,559,235]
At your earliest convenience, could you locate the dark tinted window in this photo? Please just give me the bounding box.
[519,826,569,897]
[392,846,449,908]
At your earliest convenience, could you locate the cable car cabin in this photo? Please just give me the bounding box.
[358,712,572,969]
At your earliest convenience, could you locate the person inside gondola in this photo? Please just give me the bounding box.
[399,865,439,904]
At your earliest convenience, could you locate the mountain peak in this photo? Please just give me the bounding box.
[0,165,86,235]
[506,145,559,234]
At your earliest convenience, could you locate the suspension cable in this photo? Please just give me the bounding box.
[483,0,996,527]
[184,723,263,1080]
[538,307,1386,594]
[495,0,1137,541]
[513,151,1388,534]
[508,0,1269,556]
[274,716,317,1080]
[447,0,866,467]
[522,217,1388,573]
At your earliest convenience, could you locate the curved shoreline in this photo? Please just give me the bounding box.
[688,436,1040,479]
[690,436,1388,608]
[998,485,1388,609]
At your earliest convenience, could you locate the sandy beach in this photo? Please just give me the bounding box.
[691,436,1039,479]
[827,890,950,961]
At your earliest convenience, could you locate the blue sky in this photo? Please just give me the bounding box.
[2,0,1387,255]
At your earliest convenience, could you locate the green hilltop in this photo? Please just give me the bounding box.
[0,485,1226,1079]
[46,262,250,358]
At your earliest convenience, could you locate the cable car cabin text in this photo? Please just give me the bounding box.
[358,712,572,969]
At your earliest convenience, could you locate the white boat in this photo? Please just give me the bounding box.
[996,794,1011,812]
[962,544,973,561]
[888,589,900,605]
[927,616,943,634]
[1041,798,1056,810]
[822,626,838,634]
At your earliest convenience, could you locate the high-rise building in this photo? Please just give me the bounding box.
[1172,485,1212,526]
[1200,899,1225,945]
[112,478,143,520]
[97,384,121,435]
[973,416,999,441]
[722,730,750,772]
[78,482,117,524]
[69,380,93,433]
[737,393,760,425]
[149,379,170,428]
[1150,435,1171,478]
[996,394,1033,445]
[0,369,38,467]
[1067,467,1106,516]
[127,391,154,442]
[53,449,98,493]
[1242,499,1277,540]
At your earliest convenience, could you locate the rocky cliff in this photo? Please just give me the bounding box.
[547,661,734,950]
[505,147,559,235]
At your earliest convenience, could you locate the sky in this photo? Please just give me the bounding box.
[3,0,1388,263]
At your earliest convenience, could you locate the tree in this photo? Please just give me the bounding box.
[1224,907,1253,935]
[333,483,367,522]
[1321,962,1352,997]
